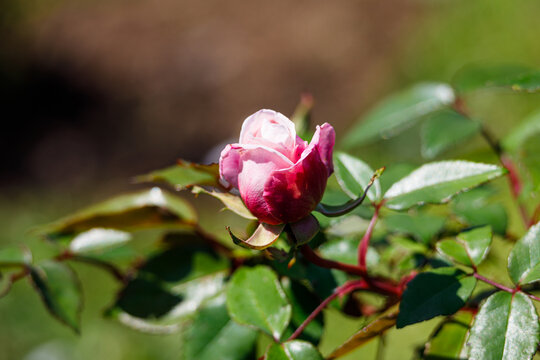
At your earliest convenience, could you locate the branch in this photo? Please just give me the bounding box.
[500,155,529,227]
[299,245,401,297]
[358,204,381,271]
[288,279,368,341]
[454,96,529,227]
[473,272,515,293]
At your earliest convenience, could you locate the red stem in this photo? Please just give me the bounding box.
[473,272,540,302]
[288,279,368,341]
[359,204,381,271]
[455,97,529,227]
[500,155,529,226]
[300,245,401,297]
[473,272,515,293]
[525,292,540,302]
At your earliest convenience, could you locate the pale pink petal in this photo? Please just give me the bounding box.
[307,123,335,176]
[219,144,241,188]
[239,109,297,160]
[236,145,293,225]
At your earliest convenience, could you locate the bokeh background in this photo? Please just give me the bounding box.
[1,0,539,359]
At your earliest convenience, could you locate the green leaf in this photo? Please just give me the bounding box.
[421,109,480,159]
[452,187,508,235]
[503,108,540,151]
[397,267,476,328]
[192,185,256,220]
[30,261,82,333]
[343,82,455,148]
[42,187,197,237]
[264,340,324,360]
[110,272,226,334]
[437,226,492,267]
[452,64,540,93]
[467,292,539,360]
[68,228,131,254]
[226,265,292,339]
[183,297,257,360]
[379,163,416,195]
[384,161,506,210]
[0,246,31,267]
[326,304,399,359]
[424,311,473,359]
[134,161,220,189]
[108,237,229,332]
[334,152,381,201]
[78,245,138,263]
[384,212,446,245]
[228,223,285,250]
[507,222,540,285]
[114,278,184,319]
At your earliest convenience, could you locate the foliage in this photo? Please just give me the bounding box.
[2,63,540,359]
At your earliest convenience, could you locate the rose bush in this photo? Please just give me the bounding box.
[3,66,540,360]
[219,109,335,225]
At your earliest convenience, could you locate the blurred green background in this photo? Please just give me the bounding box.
[1,0,539,359]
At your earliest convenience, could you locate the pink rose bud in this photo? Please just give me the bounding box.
[219,109,335,225]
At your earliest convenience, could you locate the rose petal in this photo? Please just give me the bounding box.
[264,147,328,223]
[293,136,309,162]
[236,144,293,225]
[240,109,297,160]
[219,144,242,188]
[309,123,335,176]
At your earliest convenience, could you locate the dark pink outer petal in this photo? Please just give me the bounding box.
[263,147,328,224]
[310,123,335,176]
[235,145,293,225]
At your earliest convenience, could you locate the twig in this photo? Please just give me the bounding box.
[473,272,515,293]
[299,245,401,297]
[288,279,368,341]
[525,292,540,302]
[454,96,529,227]
[358,204,381,271]
[500,155,529,227]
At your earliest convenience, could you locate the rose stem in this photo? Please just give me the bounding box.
[453,97,530,227]
[473,272,515,293]
[299,245,401,297]
[288,279,368,341]
[358,204,381,271]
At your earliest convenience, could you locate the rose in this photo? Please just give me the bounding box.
[219,109,335,225]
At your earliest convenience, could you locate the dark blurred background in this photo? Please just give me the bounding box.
[1,0,539,192]
[1,0,539,359]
